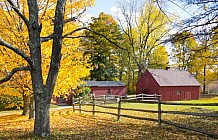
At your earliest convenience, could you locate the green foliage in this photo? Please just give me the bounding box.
[74,85,91,97]
[0,95,23,110]
[81,87,91,97]
[82,1,171,92]
[81,12,123,81]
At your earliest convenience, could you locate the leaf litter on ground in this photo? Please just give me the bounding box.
[0,107,217,140]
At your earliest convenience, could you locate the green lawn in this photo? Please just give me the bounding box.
[104,97,218,111]
[171,97,218,111]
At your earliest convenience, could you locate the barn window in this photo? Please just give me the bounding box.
[59,95,66,103]
[176,90,181,95]
[107,89,111,95]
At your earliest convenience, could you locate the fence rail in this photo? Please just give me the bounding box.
[72,94,218,138]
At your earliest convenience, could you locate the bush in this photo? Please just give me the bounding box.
[81,87,91,97]
[0,95,23,110]
[74,86,91,98]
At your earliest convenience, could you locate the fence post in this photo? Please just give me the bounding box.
[72,96,75,112]
[117,97,121,121]
[79,97,82,114]
[158,96,162,128]
[92,94,95,116]
[104,95,106,104]
[142,93,144,101]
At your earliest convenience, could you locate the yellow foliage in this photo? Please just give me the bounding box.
[137,3,169,47]
[0,0,94,101]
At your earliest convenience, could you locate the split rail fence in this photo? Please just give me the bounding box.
[72,93,218,138]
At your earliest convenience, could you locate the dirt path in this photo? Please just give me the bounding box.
[0,110,22,116]
[0,106,72,117]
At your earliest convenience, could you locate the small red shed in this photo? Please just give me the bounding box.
[52,81,127,105]
[85,81,127,96]
[136,69,201,101]
[52,94,74,106]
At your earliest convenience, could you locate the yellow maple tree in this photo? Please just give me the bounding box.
[0,4,31,111]
[0,0,95,136]
[0,0,93,109]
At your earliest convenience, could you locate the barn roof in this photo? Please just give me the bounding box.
[85,81,126,87]
[147,69,201,86]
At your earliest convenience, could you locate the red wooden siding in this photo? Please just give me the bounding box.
[159,86,200,101]
[136,69,201,101]
[136,70,159,94]
[52,94,73,105]
[52,81,127,105]
[91,86,126,96]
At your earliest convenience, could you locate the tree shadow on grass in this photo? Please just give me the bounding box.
[1,109,217,140]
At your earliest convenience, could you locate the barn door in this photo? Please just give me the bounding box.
[186,91,191,100]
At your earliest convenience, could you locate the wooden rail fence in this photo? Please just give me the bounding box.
[72,93,218,138]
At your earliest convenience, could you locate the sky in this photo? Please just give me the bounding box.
[85,0,198,21]
[88,0,118,17]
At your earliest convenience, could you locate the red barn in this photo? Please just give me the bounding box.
[52,94,74,106]
[136,69,201,101]
[85,81,127,96]
[52,81,126,105]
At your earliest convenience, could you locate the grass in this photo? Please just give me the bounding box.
[0,98,217,139]
[171,97,218,111]
[106,97,218,111]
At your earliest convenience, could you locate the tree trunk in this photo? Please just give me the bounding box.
[29,96,35,119]
[203,64,206,93]
[33,93,50,137]
[27,0,66,137]
[22,93,29,115]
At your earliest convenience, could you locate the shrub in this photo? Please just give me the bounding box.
[0,95,23,110]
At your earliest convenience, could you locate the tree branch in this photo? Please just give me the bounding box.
[62,27,87,39]
[6,0,29,28]
[64,6,86,24]
[40,34,54,43]
[40,5,87,43]
[0,37,32,66]
[62,26,137,66]
[65,35,94,39]
[186,0,218,4]
[156,0,172,23]
[45,0,66,100]
[0,66,31,84]
[84,27,129,52]
[41,7,87,43]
